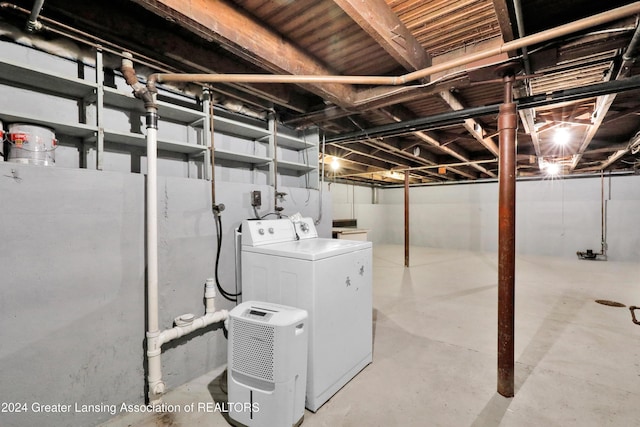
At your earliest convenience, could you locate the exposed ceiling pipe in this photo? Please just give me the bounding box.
[511,0,544,167]
[25,0,44,32]
[335,158,497,179]
[572,21,640,170]
[0,2,181,71]
[142,2,640,108]
[0,2,269,120]
[512,0,531,76]
[623,18,640,62]
[599,128,640,169]
[326,74,640,143]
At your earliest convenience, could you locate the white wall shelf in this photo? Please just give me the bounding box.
[210,107,319,189]
[102,87,206,124]
[276,133,315,150]
[0,110,97,138]
[277,160,316,172]
[212,114,270,141]
[0,59,96,98]
[214,149,272,165]
[86,130,208,155]
[0,39,318,187]
[0,42,210,176]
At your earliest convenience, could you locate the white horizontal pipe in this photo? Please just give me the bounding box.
[148,2,640,91]
[146,277,228,404]
[159,310,229,346]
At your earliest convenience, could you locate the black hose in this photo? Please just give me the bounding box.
[214,213,241,301]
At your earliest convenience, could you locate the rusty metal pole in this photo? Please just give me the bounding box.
[497,72,517,397]
[404,170,410,267]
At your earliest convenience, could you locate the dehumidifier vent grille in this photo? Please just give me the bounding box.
[231,318,275,381]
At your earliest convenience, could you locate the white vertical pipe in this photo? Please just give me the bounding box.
[147,106,159,333]
[145,104,164,403]
[26,0,45,32]
[204,278,216,313]
[96,47,104,171]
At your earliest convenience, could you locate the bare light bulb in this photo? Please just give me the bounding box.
[331,157,340,171]
[545,162,561,176]
[554,128,570,146]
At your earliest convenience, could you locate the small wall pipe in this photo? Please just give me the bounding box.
[146,279,229,403]
[121,53,155,107]
[204,277,217,314]
[601,171,608,258]
[404,171,410,267]
[159,311,229,345]
[26,0,45,32]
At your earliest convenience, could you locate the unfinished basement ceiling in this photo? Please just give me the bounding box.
[3,0,640,185]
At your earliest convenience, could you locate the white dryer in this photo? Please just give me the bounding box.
[241,217,372,412]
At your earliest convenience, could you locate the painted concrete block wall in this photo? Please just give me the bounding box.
[0,163,148,427]
[332,175,640,261]
[151,175,230,396]
[330,183,387,243]
[0,161,327,427]
[380,182,499,251]
[601,175,640,260]
[214,181,331,243]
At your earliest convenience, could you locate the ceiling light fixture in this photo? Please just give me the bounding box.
[553,128,571,146]
[545,162,561,176]
[331,157,340,171]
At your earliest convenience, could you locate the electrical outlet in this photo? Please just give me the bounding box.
[251,190,262,207]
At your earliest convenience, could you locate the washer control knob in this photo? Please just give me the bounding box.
[300,222,310,233]
[268,227,274,234]
[258,228,265,235]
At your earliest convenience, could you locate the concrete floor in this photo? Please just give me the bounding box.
[101,245,640,427]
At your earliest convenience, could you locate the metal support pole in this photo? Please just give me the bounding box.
[497,73,517,397]
[404,170,410,267]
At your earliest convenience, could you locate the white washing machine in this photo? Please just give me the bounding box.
[241,217,372,412]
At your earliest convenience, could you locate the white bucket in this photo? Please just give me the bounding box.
[7,123,57,166]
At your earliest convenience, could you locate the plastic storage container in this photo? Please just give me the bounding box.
[7,123,57,166]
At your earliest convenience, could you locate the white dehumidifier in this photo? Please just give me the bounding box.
[227,301,308,427]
